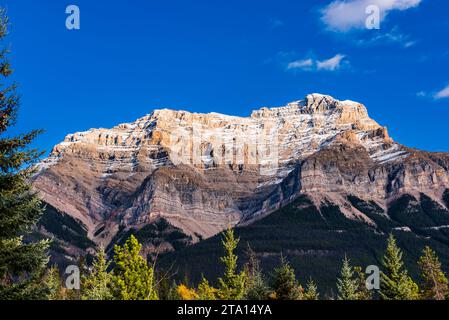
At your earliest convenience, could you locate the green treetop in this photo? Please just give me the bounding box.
[0,8,49,300]
[270,256,302,300]
[217,228,247,300]
[380,234,419,300]
[112,235,158,300]
[417,246,448,300]
[82,248,113,300]
[337,255,359,300]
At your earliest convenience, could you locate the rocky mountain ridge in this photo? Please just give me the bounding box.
[32,94,449,259]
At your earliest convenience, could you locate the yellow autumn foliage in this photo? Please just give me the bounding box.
[177,284,199,300]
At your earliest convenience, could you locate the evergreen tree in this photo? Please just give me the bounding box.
[45,266,63,300]
[197,276,217,300]
[270,256,302,300]
[336,255,359,300]
[167,280,181,300]
[244,244,270,300]
[156,276,171,300]
[0,8,49,300]
[112,235,158,300]
[246,270,270,300]
[380,234,419,300]
[354,266,373,300]
[82,248,113,300]
[417,246,449,300]
[217,228,247,300]
[303,278,319,300]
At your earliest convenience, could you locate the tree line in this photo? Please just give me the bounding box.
[40,229,449,301]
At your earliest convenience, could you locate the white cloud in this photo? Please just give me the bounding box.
[434,85,449,99]
[321,0,422,32]
[355,27,417,48]
[287,59,314,70]
[317,54,346,71]
[416,91,426,97]
[286,54,348,72]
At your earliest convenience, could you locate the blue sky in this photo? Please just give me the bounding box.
[2,0,449,153]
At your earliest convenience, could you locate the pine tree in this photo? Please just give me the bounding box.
[217,228,247,300]
[417,246,449,300]
[0,8,49,300]
[270,256,302,300]
[112,235,158,300]
[197,276,217,300]
[336,255,359,300]
[82,248,113,300]
[303,278,319,300]
[380,234,419,300]
[244,244,270,300]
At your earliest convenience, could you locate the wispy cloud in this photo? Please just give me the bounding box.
[416,85,449,100]
[287,59,314,70]
[321,0,422,32]
[416,91,426,97]
[286,54,348,72]
[355,27,417,48]
[434,85,449,100]
[317,54,346,71]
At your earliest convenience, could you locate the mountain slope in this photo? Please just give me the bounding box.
[32,94,449,264]
[157,192,449,293]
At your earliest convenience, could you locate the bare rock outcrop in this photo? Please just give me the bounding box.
[32,94,449,253]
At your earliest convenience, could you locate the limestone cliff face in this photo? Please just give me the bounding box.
[33,94,449,251]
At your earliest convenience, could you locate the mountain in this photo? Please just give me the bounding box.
[32,94,449,273]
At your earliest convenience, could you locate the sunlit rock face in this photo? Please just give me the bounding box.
[33,93,449,252]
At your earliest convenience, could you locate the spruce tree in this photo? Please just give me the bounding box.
[417,246,449,300]
[45,266,63,300]
[336,255,359,300]
[0,8,49,300]
[167,280,181,300]
[82,248,113,300]
[244,244,270,300]
[112,235,158,300]
[380,234,419,300]
[156,276,171,300]
[303,278,319,300]
[197,276,217,300]
[354,266,373,300]
[217,228,247,300]
[270,256,302,300]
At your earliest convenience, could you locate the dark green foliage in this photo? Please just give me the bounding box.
[0,9,49,300]
[442,189,449,209]
[244,244,270,300]
[108,219,192,259]
[270,256,302,300]
[158,194,449,294]
[347,195,400,233]
[39,204,94,250]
